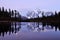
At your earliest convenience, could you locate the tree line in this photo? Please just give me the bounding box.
[0,7,21,21]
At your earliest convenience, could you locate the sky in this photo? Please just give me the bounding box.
[0,0,60,16]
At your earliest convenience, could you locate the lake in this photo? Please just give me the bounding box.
[0,22,60,40]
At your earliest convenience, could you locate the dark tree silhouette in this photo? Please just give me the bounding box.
[0,7,21,21]
[11,10,14,17]
[42,11,45,17]
[2,7,4,12]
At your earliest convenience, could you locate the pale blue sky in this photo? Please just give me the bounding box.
[0,0,60,16]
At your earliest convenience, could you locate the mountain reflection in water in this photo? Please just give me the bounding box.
[21,22,60,32]
[0,22,60,37]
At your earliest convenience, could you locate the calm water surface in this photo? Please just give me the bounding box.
[0,22,60,40]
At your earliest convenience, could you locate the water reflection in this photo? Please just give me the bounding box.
[0,22,60,37]
[0,22,21,37]
[26,22,60,32]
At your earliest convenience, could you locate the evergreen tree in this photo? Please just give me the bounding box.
[11,10,14,17]
[42,11,44,17]
[55,11,57,16]
[2,7,4,12]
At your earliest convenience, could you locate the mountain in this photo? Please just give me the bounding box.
[21,16,28,20]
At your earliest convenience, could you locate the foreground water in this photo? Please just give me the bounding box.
[0,22,60,40]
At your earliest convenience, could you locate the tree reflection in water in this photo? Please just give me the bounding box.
[0,22,60,37]
[0,22,21,37]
